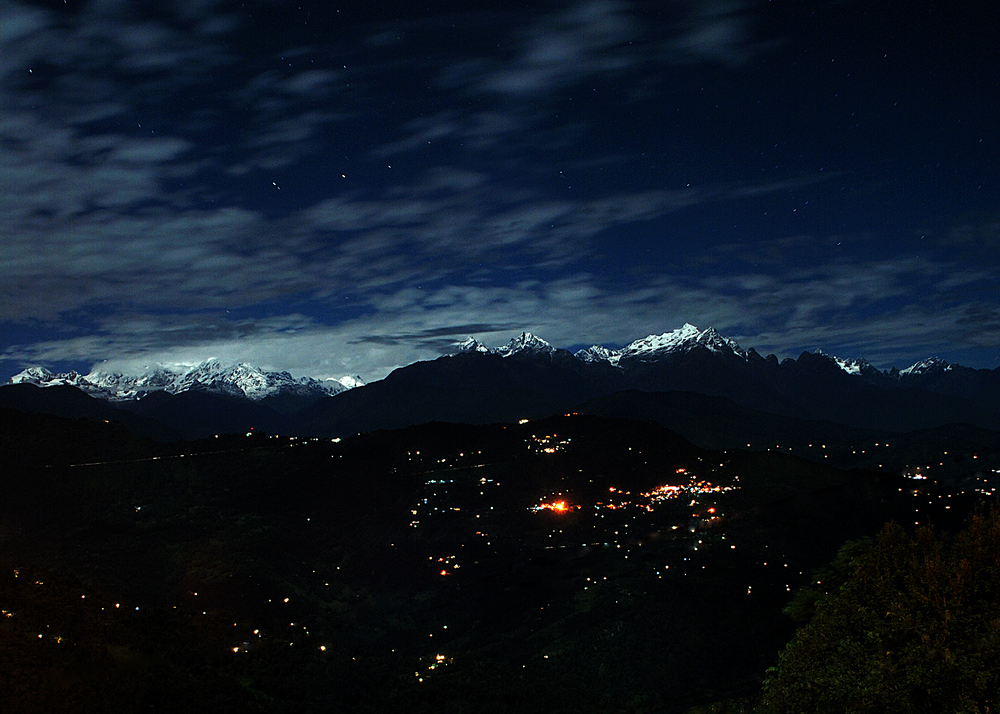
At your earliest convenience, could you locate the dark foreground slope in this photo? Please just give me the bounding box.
[296,350,606,437]
[1,410,989,713]
[581,390,1000,480]
[0,383,179,441]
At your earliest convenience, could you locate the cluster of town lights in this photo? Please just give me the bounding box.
[532,474,739,516]
[642,479,738,504]
[534,500,571,512]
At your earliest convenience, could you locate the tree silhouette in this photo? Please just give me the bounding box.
[759,507,1000,714]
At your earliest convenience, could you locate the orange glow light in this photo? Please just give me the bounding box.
[538,500,569,512]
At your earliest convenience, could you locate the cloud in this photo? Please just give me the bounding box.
[433,0,773,102]
[668,0,764,66]
[3,1,997,383]
[372,114,462,157]
[0,123,848,338]
[0,2,359,326]
[6,246,1000,381]
[0,0,349,200]
[475,0,637,96]
[0,3,46,46]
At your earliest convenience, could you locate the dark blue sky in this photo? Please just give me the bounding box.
[1,0,998,382]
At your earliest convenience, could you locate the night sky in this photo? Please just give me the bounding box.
[2,0,998,384]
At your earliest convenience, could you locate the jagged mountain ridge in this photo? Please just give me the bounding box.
[7,324,1000,438]
[8,323,980,399]
[464,324,747,366]
[294,327,1000,437]
[588,323,745,364]
[457,323,959,383]
[10,360,361,402]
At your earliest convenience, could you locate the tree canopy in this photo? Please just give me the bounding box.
[758,507,1000,714]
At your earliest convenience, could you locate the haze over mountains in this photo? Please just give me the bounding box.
[5,324,1000,440]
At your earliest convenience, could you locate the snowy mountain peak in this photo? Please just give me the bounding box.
[813,350,880,377]
[569,324,744,368]
[833,357,873,376]
[495,332,554,358]
[622,324,742,359]
[10,366,55,383]
[11,366,89,388]
[575,345,622,366]
[900,357,952,377]
[331,375,365,390]
[454,336,490,354]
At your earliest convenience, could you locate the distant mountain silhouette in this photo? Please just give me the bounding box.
[0,383,178,441]
[297,346,1000,437]
[767,351,1000,431]
[0,408,159,468]
[118,388,290,439]
[579,389,866,450]
[297,351,606,437]
[579,389,1000,479]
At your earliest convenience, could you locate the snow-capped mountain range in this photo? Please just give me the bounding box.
[458,324,746,365]
[4,323,965,403]
[572,323,744,366]
[899,357,953,376]
[456,323,949,378]
[9,360,361,402]
[6,323,1000,439]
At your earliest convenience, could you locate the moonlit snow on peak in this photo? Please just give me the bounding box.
[495,332,555,358]
[11,366,90,388]
[83,365,180,398]
[458,324,743,366]
[454,336,490,354]
[452,332,555,358]
[574,324,743,367]
[900,357,953,376]
[12,366,52,381]
[10,366,55,383]
[620,324,743,359]
[833,357,865,376]
[821,352,878,377]
[574,344,622,366]
[332,375,365,389]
